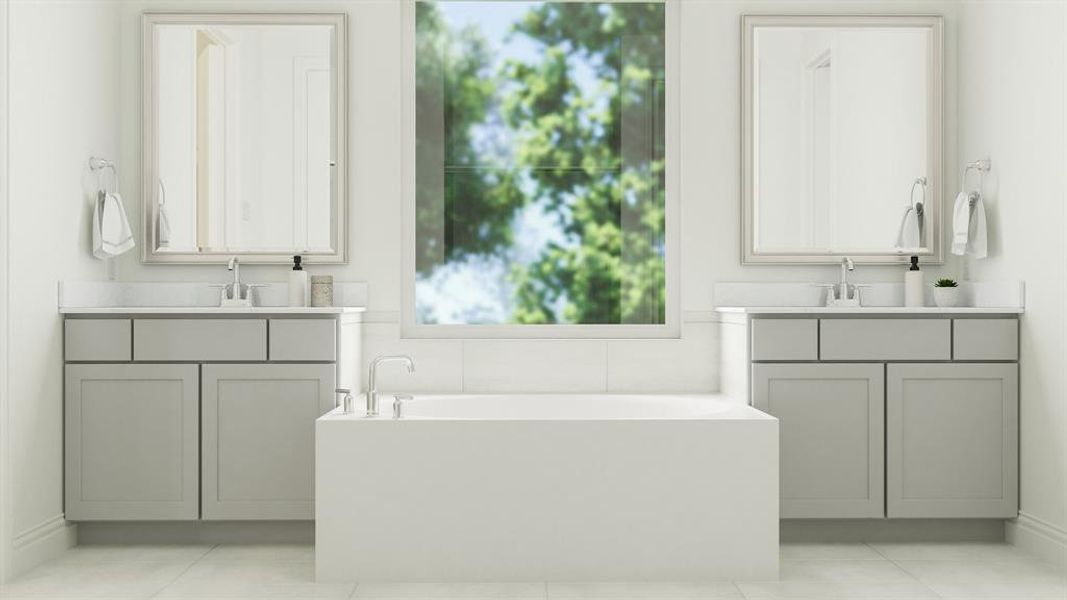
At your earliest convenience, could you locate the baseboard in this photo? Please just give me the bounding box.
[1006,512,1067,567]
[781,519,1006,543]
[9,515,76,579]
[76,520,314,545]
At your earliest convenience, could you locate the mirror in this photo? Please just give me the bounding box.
[142,13,346,263]
[742,15,942,264]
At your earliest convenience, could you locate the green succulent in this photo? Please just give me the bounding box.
[934,278,959,288]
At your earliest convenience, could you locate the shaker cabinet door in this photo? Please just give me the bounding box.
[753,363,885,519]
[201,363,336,520]
[65,364,199,520]
[887,363,1018,518]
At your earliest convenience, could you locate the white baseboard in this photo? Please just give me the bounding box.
[1007,512,1067,567]
[9,515,76,580]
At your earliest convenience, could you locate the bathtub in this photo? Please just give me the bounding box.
[316,394,778,582]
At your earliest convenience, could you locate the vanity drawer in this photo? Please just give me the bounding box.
[751,318,818,361]
[954,318,1018,361]
[820,319,951,361]
[65,319,132,361]
[269,319,336,362]
[134,319,267,361]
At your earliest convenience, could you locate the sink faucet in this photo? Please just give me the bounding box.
[227,256,242,301]
[367,355,415,417]
[839,256,855,301]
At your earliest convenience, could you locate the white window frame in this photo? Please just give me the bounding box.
[400,0,680,340]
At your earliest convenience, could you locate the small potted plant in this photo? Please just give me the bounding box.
[933,278,960,307]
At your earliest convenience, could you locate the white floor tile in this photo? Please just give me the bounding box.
[352,582,545,598]
[779,544,884,561]
[197,544,314,564]
[546,581,741,598]
[154,562,353,598]
[50,545,214,566]
[894,559,1067,598]
[734,581,938,599]
[736,559,937,599]
[0,560,188,598]
[869,542,1040,562]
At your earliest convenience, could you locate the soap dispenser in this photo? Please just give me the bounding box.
[288,255,310,307]
[904,256,924,307]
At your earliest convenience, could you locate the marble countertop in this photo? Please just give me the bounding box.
[715,306,1024,315]
[60,306,366,315]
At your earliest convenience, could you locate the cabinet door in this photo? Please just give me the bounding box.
[753,363,885,518]
[65,364,199,520]
[887,363,1018,518]
[202,363,336,520]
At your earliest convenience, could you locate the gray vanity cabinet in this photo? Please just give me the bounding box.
[752,363,885,518]
[65,364,199,520]
[201,364,336,520]
[887,363,1019,518]
[735,313,1021,520]
[63,313,357,522]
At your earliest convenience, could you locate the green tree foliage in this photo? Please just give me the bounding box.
[416,2,666,325]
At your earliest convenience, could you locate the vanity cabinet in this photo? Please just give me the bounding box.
[752,364,884,518]
[887,363,1018,518]
[65,364,199,520]
[202,364,335,520]
[63,313,357,522]
[729,312,1021,520]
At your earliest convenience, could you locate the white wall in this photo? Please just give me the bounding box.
[958,0,1067,564]
[110,0,960,394]
[4,0,119,579]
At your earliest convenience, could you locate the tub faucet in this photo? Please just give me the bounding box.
[367,355,415,417]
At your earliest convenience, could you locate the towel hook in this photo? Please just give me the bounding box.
[962,158,991,202]
[89,157,117,195]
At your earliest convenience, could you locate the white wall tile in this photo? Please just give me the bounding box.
[462,340,608,393]
[606,322,719,393]
[361,323,463,392]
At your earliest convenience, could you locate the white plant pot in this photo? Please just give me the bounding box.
[933,286,960,308]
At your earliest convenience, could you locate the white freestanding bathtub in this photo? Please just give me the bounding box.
[316,394,778,582]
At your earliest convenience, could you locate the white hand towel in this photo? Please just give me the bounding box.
[92,191,135,258]
[157,204,172,248]
[950,191,970,256]
[156,179,171,248]
[967,192,988,259]
[895,205,921,250]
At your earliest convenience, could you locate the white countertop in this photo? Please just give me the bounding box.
[60,306,366,315]
[716,306,1024,315]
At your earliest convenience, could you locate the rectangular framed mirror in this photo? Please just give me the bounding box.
[142,13,347,264]
[742,15,943,264]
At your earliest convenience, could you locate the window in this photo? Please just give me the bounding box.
[408,1,673,336]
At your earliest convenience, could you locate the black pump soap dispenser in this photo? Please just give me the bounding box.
[904,256,923,307]
[288,255,309,307]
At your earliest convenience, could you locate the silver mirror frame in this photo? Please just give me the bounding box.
[141,12,348,264]
[741,14,944,265]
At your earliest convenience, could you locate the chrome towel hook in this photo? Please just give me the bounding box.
[89,156,118,195]
[962,158,991,207]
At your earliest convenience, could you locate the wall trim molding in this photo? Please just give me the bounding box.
[0,0,11,583]
[1006,511,1067,567]
[9,515,76,578]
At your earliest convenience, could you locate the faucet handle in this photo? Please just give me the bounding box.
[852,284,873,307]
[813,283,837,305]
[392,394,414,420]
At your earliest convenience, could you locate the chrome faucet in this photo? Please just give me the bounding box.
[212,256,264,307]
[839,256,855,301]
[366,355,415,417]
[227,256,242,301]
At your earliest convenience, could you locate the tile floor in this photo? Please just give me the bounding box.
[0,541,1063,599]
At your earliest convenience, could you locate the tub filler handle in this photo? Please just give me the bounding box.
[393,394,414,419]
